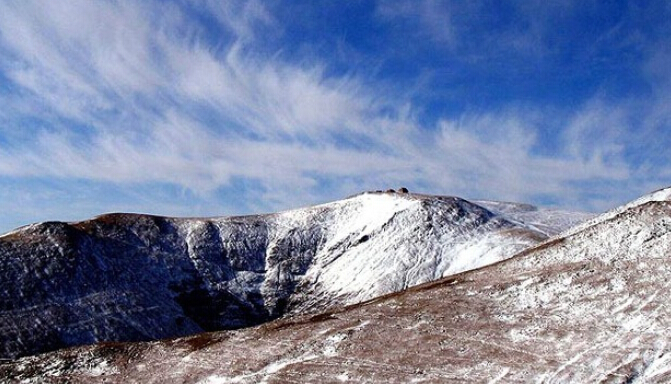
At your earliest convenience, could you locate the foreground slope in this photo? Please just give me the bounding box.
[0,191,581,359]
[4,187,670,383]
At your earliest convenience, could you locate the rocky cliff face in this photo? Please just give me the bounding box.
[2,189,669,383]
[0,191,588,359]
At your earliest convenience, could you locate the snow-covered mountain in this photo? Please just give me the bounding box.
[3,187,670,383]
[0,191,587,359]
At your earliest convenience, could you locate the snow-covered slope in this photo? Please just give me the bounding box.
[4,187,670,383]
[0,191,584,359]
[559,186,671,239]
[474,199,594,237]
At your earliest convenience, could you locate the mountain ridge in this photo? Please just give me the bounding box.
[0,191,589,359]
[2,187,667,383]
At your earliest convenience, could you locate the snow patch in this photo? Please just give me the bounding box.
[323,334,347,357]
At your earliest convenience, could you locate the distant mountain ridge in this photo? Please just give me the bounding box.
[0,190,589,359]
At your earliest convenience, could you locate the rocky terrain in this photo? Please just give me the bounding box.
[2,188,670,383]
[0,191,589,360]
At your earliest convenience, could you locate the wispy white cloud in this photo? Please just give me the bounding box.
[407,110,630,209]
[196,0,275,42]
[376,0,458,47]
[375,0,569,57]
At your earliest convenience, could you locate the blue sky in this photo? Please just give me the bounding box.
[0,0,670,234]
